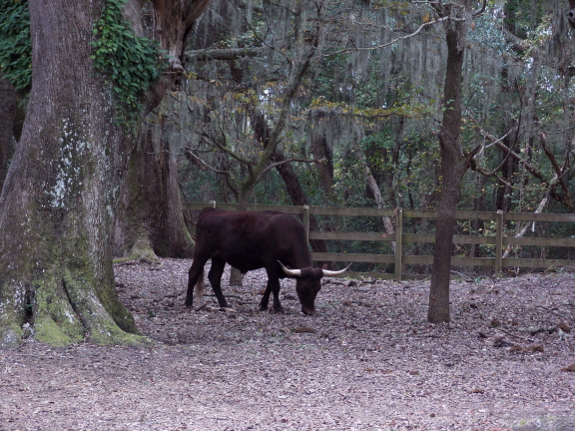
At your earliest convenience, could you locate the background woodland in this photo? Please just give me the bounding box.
[133,0,575,272]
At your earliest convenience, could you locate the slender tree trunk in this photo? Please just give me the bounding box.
[311,135,334,196]
[427,3,471,323]
[365,166,395,251]
[471,171,487,257]
[496,137,515,211]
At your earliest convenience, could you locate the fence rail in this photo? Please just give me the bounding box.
[183,202,575,280]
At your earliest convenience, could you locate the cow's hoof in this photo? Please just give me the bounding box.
[302,307,316,316]
[273,307,285,314]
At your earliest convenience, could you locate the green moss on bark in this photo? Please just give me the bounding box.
[88,318,151,347]
[33,276,85,345]
[128,238,161,264]
[62,264,140,335]
[34,313,83,347]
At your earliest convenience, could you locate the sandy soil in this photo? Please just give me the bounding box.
[1,258,575,430]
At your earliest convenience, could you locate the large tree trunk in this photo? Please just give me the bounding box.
[0,77,16,190]
[0,0,210,348]
[427,2,471,324]
[0,0,140,348]
[113,0,209,260]
[114,110,194,261]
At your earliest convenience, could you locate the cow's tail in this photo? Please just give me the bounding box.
[194,267,205,302]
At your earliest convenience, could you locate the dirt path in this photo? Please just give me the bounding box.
[1,258,575,430]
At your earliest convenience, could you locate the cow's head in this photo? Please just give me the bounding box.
[278,261,350,315]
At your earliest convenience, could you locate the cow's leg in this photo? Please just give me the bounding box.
[186,258,208,307]
[261,270,283,313]
[260,282,271,311]
[208,257,229,308]
[270,278,284,313]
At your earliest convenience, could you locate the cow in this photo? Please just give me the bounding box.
[186,207,349,315]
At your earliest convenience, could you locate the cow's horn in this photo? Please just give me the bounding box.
[322,263,352,277]
[278,260,301,277]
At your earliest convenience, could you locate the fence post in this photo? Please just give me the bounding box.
[495,210,503,274]
[302,205,310,246]
[395,208,403,281]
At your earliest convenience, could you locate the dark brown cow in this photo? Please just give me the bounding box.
[186,207,348,315]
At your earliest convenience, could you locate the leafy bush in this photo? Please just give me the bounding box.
[90,0,165,126]
[0,0,32,91]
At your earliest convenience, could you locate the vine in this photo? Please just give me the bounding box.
[90,0,165,127]
[0,0,32,91]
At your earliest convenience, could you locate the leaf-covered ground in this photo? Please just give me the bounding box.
[1,258,575,430]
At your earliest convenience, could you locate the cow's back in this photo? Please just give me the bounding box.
[194,208,310,272]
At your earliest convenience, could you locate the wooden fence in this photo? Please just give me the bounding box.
[183,202,575,280]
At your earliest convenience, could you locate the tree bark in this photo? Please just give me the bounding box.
[113,0,211,260]
[114,109,194,261]
[311,134,334,196]
[427,2,471,324]
[495,136,516,212]
[568,0,575,29]
[0,0,210,348]
[0,0,140,348]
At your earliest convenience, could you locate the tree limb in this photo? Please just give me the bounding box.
[502,189,552,259]
[538,131,575,212]
[472,124,546,183]
[198,131,254,168]
[325,16,450,57]
[472,0,488,17]
[185,47,264,62]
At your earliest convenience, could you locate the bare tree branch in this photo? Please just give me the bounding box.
[185,47,264,62]
[472,0,488,17]
[259,157,325,178]
[198,131,254,168]
[538,131,575,212]
[325,16,450,57]
[502,189,552,259]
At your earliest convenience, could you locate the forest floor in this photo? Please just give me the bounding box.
[1,258,575,430]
